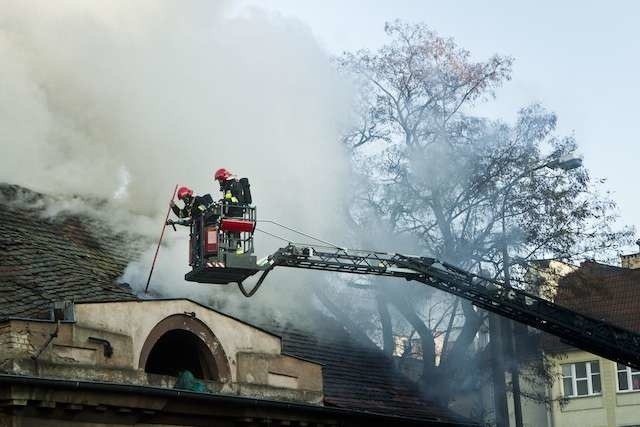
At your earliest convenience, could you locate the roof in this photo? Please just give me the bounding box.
[0,184,141,319]
[0,184,475,425]
[544,260,640,353]
[264,318,474,424]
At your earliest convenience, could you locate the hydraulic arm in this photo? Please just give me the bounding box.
[253,244,640,370]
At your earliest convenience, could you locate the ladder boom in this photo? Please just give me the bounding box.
[267,244,640,370]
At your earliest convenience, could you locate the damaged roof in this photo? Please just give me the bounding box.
[0,184,142,319]
[267,319,471,424]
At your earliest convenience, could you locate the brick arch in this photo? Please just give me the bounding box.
[138,314,231,383]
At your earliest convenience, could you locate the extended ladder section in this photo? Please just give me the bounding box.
[263,244,640,370]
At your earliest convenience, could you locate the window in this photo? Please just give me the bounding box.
[617,363,640,392]
[561,361,601,397]
[145,329,218,380]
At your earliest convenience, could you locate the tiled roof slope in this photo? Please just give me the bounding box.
[0,184,141,319]
[265,317,476,425]
[544,260,640,352]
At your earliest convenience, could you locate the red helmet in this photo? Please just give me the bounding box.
[177,186,193,200]
[214,168,231,181]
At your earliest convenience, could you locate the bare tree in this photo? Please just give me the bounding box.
[316,21,633,406]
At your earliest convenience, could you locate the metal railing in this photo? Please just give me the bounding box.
[190,204,256,268]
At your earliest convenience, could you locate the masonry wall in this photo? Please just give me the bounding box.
[0,322,34,356]
[620,253,640,269]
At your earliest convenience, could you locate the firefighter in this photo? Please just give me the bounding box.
[214,168,251,254]
[213,168,244,213]
[169,186,210,220]
[169,186,214,266]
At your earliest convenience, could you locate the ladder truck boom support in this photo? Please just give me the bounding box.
[262,244,640,370]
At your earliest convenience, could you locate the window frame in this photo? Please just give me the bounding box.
[561,361,602,398]
[616,363,640,393]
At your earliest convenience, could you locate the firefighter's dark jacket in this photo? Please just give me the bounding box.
[171,195,213,219]
[219,179,244,204]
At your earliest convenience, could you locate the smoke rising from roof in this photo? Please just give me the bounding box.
[0,0,351,311]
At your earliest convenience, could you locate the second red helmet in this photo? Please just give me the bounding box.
[177,186,193,200]
[214,168,231,181]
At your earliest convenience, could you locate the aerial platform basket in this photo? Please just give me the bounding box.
[185,266,260,284]
[184,204,262,284]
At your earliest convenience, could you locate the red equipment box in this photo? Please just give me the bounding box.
[219,218,255,234]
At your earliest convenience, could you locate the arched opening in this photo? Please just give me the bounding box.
[138,314,231,383]
[144,329,217,380]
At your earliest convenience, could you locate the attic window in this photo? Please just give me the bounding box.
[144,329,218,380]
[139,314,231,383]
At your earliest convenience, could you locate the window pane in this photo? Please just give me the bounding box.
[576,379,588,395]
[592,374,601,393]
[632,367,640,374]
[617,362,626,371]
[590,362,600,374]
[632,374,640,390]
[619,372,629,390]
[575,362,587,378]
[563,378,574,396]
[562,364,572,377]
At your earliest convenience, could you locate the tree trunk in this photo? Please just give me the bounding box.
[376,293,395,357]
[385,292,437,394]
[439,301,484,372]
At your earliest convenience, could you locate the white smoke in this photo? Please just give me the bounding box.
[0,1,352,309]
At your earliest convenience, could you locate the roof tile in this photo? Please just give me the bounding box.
[0,184,140,319]
[544,260,640,352]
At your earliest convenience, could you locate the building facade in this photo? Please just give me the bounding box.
[547,350,640,427]
[540,258,640,427]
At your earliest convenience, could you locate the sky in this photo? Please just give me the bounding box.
[236,0,640,248]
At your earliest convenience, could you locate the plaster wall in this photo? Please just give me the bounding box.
[0,320,133,369]
[74,299,281,382]
[506,365,548,427]
[549,350,640,427]
[528,260,576,301]
[0,300,323,404]
[237,352,322,392]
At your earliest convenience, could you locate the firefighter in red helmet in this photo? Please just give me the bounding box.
[170,186,211,221]
[214,168,252,254]
[168,186,214,266]
[214,168,232,182]
[214,168,251,215]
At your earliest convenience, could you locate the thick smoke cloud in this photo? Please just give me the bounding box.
[0,1,351,308]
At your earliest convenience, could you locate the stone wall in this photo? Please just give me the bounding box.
[0,323,34,355]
